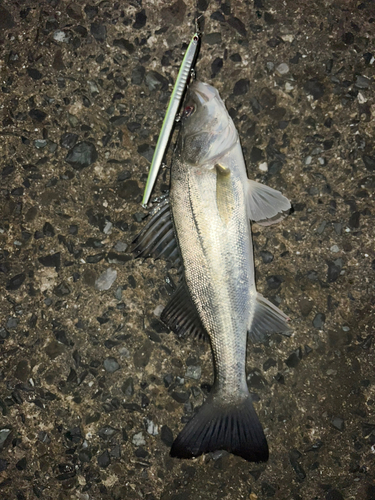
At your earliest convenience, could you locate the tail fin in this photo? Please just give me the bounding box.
[170,395,269,462]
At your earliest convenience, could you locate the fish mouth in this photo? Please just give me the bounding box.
[188,81,217,104]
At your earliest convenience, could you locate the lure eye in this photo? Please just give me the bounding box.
[184,105,194,117]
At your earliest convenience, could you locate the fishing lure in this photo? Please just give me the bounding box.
[142,32,200,207]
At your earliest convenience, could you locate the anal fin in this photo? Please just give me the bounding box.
[248,293,291,343]
[247,180,291,226]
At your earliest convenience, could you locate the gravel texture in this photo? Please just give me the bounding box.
[0,1,374,499]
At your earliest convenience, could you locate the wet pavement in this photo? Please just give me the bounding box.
[0,1,374,499]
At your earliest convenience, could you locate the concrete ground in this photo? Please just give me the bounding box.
[0,0,374,499]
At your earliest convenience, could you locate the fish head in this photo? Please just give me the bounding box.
[179,81,238,166]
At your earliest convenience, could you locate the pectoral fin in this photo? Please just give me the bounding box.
[215,163,234,225]
[246,180,291,226]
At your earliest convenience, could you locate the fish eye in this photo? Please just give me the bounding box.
[183,105,195,117]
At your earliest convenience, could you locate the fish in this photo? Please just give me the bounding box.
[133,81,291,462]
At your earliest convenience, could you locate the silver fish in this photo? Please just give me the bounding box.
[133,81,291,462]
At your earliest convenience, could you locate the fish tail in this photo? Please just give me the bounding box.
[170,394,269,462]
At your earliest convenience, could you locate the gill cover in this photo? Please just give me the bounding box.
[179,82,238,166]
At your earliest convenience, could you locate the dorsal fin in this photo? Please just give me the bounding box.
[161,278,208,341]
[132,196,180,267]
